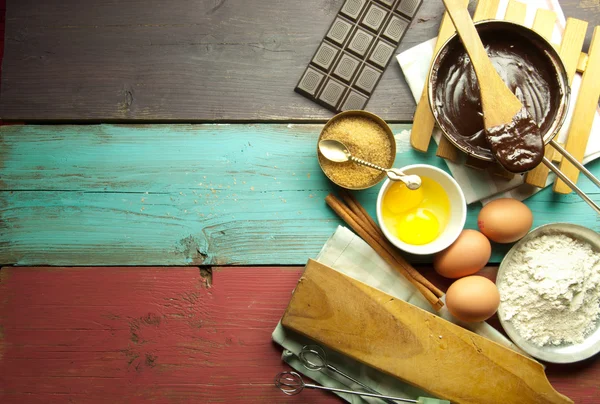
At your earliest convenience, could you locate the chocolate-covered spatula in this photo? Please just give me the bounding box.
[442,0,544,173]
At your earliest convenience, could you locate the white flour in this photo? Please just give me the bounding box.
[498,234,600,346]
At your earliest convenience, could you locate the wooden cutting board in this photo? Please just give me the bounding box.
[281,259,572,404]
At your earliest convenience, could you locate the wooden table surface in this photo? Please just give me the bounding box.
[0,1,599,403]
[0,0,598,122]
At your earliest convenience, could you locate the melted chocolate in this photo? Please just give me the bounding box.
[485,107,544,172]
[431,26,561,164]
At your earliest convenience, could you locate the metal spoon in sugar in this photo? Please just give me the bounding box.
[318,139,422,190]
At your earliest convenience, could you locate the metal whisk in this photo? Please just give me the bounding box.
[299,344,396,404]
[274,371,450,404]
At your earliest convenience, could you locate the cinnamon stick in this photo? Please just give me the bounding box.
[338,191,444,298]
[341,198,444,303]
[339,190,384,238]
[325,194,443,310]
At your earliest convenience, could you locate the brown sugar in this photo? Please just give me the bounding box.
[318,115,394,188]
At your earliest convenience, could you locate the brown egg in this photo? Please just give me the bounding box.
[434,229,491,279]
[478,198,533,243]
[446,276,500,322]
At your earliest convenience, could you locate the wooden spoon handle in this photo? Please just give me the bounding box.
[441,0,495,80]
[441,0,523,127]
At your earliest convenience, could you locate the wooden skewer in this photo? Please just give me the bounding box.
[325,194,443,310]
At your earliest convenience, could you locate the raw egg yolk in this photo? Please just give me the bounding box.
[382,177,450,245]
[396,208,440,245]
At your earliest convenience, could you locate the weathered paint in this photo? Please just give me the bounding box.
[0,266,337,403]
[0,266,598,403]
[0,124,598,265]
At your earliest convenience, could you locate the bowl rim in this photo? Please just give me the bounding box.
[317,110,396,190]
[427,20,571,163]
[496,223,600,363]
[376,164,467,255]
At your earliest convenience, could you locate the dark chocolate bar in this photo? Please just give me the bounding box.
[295,0,423,113]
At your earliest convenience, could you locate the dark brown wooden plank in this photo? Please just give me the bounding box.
[0,0,449,122]
[1,1,597,122]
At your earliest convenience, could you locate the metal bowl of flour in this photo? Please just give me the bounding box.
[496,223,600,363]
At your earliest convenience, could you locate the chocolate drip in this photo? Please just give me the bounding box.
[485,107,544,172]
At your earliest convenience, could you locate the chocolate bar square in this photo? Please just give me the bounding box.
[361,3,388,32]
[340,90,368,111]
[355,64,382,93]
[326,17,354,46]
[318,78,348,108]
[347,28,375,57]
[368,40,395,68]
[296,67,325,97]
[396,0,422,19]
[383,15,409,44]
[340,0,368,21]
[333,52,361,83]
[312,42,340,71]
[374,0,395,8]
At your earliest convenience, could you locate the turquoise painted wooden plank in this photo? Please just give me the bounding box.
[0,124,598,266]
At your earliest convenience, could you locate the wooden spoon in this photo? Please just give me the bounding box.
[442,0,545,173]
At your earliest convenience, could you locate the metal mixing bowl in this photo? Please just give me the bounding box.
[496,223,600,363]
[427,20,570,163]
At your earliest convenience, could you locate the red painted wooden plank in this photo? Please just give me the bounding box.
[0,266,598,403]
[0,266,338,404]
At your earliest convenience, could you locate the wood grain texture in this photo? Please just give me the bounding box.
[524,17,590,188]
[0,266,338,404]
[282,260,573,404]
[434,132,461,162]
[559,18,589,86]
[524,9,560,188]
[1,124,599,266]
[0,0,446,122]
[578,51,589,72]
[504,0,527,24]
[559,0,600,51]
[409,0,466,152]
[554,25,600,193]
[0,0,595,122]
[1,265,599,403]
[532,8,558,39]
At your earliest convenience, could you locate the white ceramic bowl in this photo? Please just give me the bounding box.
[376,164,467,255]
